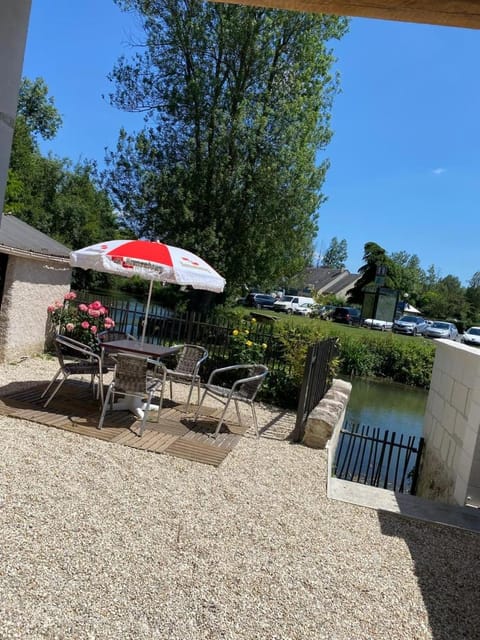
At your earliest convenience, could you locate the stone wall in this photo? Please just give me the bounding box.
[416,339,480,507]
[0,255,71,361]
[302,378,352,449]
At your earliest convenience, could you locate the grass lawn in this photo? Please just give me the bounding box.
[239,307,430,344]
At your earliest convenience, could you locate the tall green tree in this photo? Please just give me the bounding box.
[388,250,426,302]
[6,77,119,257]
[322,236,347,269]
[106,1,348,291]
[347,242,393,304]
[466,271,480,322]
[17,77,63,141]
[418,275,467,320]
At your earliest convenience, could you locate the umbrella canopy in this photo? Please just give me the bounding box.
[70,239,226,342]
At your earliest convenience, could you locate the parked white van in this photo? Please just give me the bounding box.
[273,295,315,314]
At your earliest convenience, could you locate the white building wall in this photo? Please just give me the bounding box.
[417,339,480,507]
[0,255,71,361]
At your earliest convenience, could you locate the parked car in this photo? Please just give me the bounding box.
[314,304,336,320]
[244,293,276,309]
[362,318,393,331]
[293,301,315,316]
[423,321,458,340]
[332,306,361,326]
[273,295,315,314]
[392,315,428,336]
[462,326,480,347]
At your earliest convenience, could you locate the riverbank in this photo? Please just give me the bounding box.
[1,356,479,638]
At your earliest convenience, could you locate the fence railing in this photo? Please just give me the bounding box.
[333,422,424,494]
[75,291,287,376]
[291,338,338,442]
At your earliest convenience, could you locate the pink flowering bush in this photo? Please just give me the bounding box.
[47,291,115,352]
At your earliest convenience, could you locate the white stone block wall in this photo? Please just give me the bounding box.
[0,255,71,361]
[417,339,480,507]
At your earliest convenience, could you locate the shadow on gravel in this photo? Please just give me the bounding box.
[378,510,480,640]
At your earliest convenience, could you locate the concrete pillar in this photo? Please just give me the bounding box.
[0,0,32,216]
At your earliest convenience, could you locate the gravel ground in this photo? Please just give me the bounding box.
[0,356,479,640]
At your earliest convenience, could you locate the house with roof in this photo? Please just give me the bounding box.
[302,267,361,299]
[0,213,71,361]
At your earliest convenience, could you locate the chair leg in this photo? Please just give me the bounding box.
[98,384,114,430]
[41,368,62,400]
[213,399,231,439]
[250,402,260,439]
[233,399,244,428]
[43,374,68,408]
[97,371,105,407]
[156,385,165,424]
[193,388,208,423]
[185,379,195,413]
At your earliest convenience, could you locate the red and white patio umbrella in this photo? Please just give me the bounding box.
[70,239,226,342]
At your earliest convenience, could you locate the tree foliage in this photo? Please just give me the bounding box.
[6,77,121,290]
[347,239,480,326]
[322,236,347,268]
[6,77,119,250]
[105,0,349,292]
[347,242,393,303]
[17,77,63,141]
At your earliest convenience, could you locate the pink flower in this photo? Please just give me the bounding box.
[81,321,90,330]
[47,305,55,313]
[54,301,63,309]
[64,291,77,301]
[98,306,107,315]
[90,325,98,334]
[104,318,115,328]
[65,323,75,332]
[89,301,102,310]
[88,309,101,318]
[78,304,88,312]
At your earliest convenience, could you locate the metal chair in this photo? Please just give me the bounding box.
[194,364,268,438]
[41,334,108,408]
[165,344,208,410]
[97,353,167,436]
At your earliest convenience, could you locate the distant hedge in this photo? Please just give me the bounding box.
[233,310,437,390]
[335,332,435,387]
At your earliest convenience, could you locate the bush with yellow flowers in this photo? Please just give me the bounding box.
[229,317,268,364]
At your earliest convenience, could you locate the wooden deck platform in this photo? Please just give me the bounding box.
[0,380,249,466]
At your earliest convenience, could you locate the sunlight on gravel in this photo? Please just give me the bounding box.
[0,356,478,639]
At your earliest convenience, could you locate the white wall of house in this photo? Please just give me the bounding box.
[0,254,71,361]
[417,339,480,507]
[0,0,32,215]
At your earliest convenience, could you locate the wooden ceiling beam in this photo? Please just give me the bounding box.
[209,1,480,30]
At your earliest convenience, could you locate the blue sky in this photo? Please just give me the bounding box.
[22,1,480,285]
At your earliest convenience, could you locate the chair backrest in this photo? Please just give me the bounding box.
[237,365,269,400]
[175,344,208,376]
[113,353,149,393]
[54,334,94,367]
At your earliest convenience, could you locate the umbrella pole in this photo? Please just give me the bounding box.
[141,280,154,345]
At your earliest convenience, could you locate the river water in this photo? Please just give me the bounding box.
[343,376,428,438]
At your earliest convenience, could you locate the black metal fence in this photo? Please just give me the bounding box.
[291,338,338,442]
[76,291,285,375]
[334,422,424,494]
